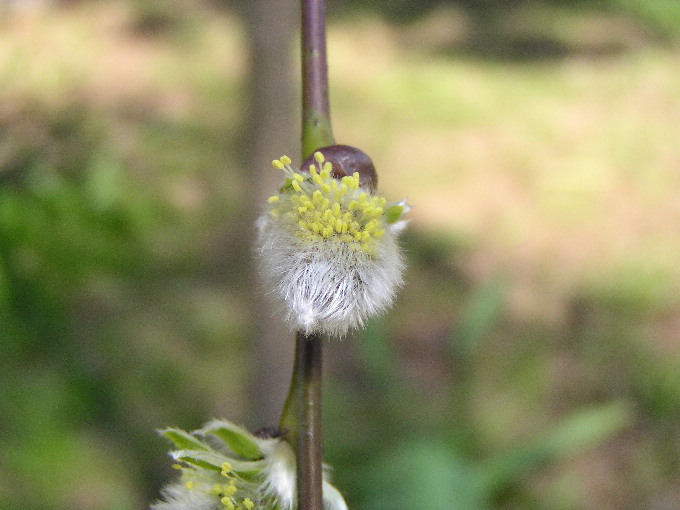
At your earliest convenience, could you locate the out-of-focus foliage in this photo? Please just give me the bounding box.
[332,0,680,38]
[0,99,159,509]
[0,5,252,507]
[325,281,632,509]
[324,233,680,508]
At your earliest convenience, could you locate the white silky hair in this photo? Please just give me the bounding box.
[257,214,405,337]
[151,484,219,510]
[258,438,296,510]
[258,438,349,510]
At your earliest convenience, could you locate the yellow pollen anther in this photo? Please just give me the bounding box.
[266,149,398,257]
[172,464,182,470]
[272,160,284,169]
[186,481,194,490]
[242,498,255,510]
[221,462,232,472]
[221,496,235,510]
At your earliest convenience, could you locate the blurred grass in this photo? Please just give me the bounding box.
[2,1,680,509]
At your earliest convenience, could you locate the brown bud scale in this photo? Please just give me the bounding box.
[301,144,378,192]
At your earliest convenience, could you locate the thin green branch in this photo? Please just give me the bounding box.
[279,331,324,510]
[301,0,335,157]
[278,1,334,508]
[296,331,324,510]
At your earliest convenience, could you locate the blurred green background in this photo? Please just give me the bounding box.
[2,0,680,509]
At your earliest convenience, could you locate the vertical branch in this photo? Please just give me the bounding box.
[296,2,332,506]
[295,331,324,510]
[301,0,335,157]
[279,1,334,509]
[280,332,324,510]
[298,1,334,508]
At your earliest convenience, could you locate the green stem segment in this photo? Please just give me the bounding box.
[298,332,324,510]
[300,0,335,158]
[279,332,324,510]
[278,1,334,509]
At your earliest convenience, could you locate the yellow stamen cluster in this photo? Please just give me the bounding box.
[268,152,387,256]
[182,462,257,510]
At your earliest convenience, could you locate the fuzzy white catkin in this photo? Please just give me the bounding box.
[152,420,349,510]
[257,215,404,336]
[256,154,408,338]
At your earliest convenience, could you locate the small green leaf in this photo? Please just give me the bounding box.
[174,454,222,471]
[160,428,211,451]
[200,420,264,460]
[384,204,404,224]
[172,450,265,476]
